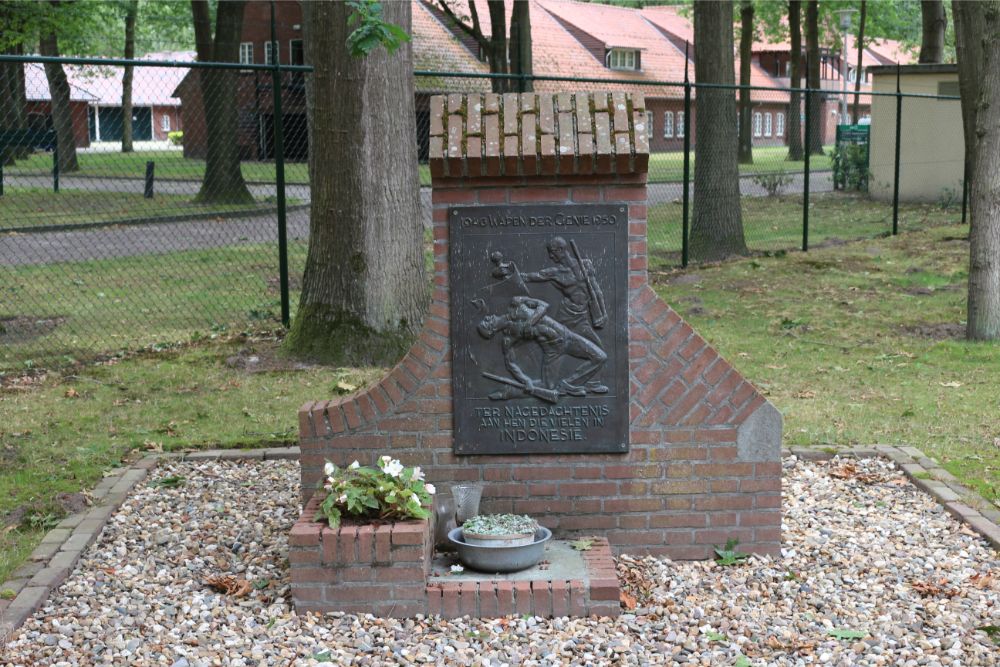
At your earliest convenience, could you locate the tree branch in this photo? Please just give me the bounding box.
[436,0,490,50]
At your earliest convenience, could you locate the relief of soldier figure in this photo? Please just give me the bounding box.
[477,236,610,402]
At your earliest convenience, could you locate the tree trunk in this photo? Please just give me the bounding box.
[852,0,867,124]
[121,0,138,153]
[285,0,426,364]
[509,0,532,93]
[486,0,509,93]
[691,0,747,263]
[954,0,1000,340]
[920,0,947,64]
[1,45,29,165]
[738,0,754,164]
[787,0,803,161]
[39,28,79,173]
[805,0,823,155]
[191,0,253,204]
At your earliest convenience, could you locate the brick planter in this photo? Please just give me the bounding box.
[289,494,434,618]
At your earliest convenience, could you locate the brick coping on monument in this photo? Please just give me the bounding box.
[1,445,998,636]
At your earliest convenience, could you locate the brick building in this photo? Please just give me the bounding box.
[174,0,913,161]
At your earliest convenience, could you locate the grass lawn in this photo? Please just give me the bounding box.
[655,222,999,505]
[0,337,381,584]
[0,189,283,230]
[7,150,434,187]
[647,192,962,269]
[647,144,833,184]
[0,241,308,368]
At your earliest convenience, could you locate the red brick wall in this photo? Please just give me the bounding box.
[298,92,782,560]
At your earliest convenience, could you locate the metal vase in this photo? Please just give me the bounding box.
[450,483,484,525]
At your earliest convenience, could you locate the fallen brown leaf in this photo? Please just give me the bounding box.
[619,590,637,610]
[204,574,252,598]
[969,572,996,589]
[64,388,79,398]
[912,579,958,597]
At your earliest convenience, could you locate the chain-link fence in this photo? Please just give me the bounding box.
[0,54,965,368]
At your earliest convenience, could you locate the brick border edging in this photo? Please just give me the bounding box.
[4,443,998,644]
[785,445,1000,549]
[0,446,300,643]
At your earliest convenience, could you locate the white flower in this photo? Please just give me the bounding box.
[450,564,464,573]
[338,493,348,503]
[323,462,335,476]
[411,466,425,482]
[349,460,360,469]
[379,455,392,466]
[424,483,436,495]
[383,459,404,478]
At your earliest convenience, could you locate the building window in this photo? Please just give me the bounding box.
[764,112,773,137]
[290,39,304,66]
[606,48,639,71]
[161,114,170,132]
[265,40,279,65]
[677,111,685,138]
[645,110,653,138]
[753,112,762,137]
[239,42,253,65]
[663,111,674,138]
[776,112,785,136]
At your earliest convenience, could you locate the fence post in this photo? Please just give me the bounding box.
[681,41,691,268]
[892,63,902,236]
[144,160,155,198]
[802,86,810,252]
[271,0,291,328]
[52,139,59,194]
[961,154,968,225]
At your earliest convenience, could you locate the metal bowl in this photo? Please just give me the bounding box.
[447,526,552,573]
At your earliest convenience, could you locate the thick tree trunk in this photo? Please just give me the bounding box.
[191,0,253,204]
[852,0,867,124]
[286,0,426,363]
[509,0,532,93]
[1,45,29,165]
[39,30,79,173]
[691,0,747,262]
[121,0,138,153]
[805,0,823,155]
[920,0,947,64]
[954,0,1000,340]
[786,0,803,161]
[738,0,754,165]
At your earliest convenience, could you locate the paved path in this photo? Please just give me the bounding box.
[1,173,831,267]
[4,174,312,202]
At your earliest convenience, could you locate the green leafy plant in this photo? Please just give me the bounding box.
[704,630,726,642]
[734,655,752,667]
[152,475,186,488]
[166,130,183,147]
[462,513,537,536]
[570,538,595,551]
[827,628,867,640]
[830,143,870,192]
[319,456,435,528]
[346,0,410,57]
[978,625,1000,645]
[714,538,750,566]
[0,588,16,600]
[751,171,793,197]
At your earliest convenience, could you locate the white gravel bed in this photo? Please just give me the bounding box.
[1,456,998,666]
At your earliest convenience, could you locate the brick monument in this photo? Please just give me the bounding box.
[296,92,782,568]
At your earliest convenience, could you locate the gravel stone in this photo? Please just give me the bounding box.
[1,457,998,666]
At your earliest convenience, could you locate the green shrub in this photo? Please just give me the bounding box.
[830,143,869,192]
[167,131,183,147]
[751,171,794,197]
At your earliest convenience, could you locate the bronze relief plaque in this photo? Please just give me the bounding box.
[449,203,629,455]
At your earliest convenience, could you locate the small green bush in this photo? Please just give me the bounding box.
[167,131,183,147]
[830,143,869,192]
[751,171,794,197]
